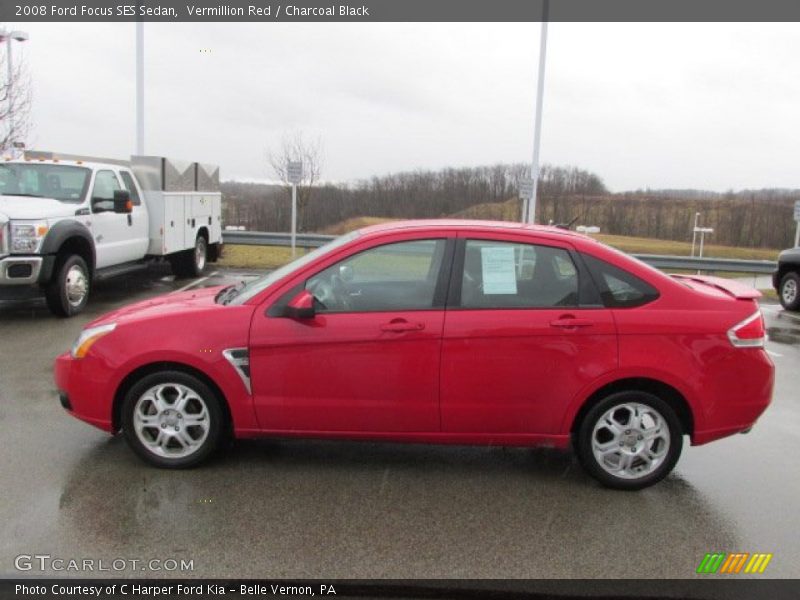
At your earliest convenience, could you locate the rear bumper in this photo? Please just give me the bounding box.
[691,348,774,445]
[54,352,115,433]
[772,269,780,291]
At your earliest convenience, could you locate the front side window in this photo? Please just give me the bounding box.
[460,239,579,309]
[306,239,446,313]
[581,253,659,308]
[91,170,123,212]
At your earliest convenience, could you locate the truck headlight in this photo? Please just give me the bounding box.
[71,323,117,359]
[0,222,8,255]
[10,221,49,254]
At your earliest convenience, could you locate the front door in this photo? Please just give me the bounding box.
[89,169,147,268]
[440,235,618,435]
[249,237,453,433]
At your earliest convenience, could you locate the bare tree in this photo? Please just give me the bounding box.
[0,36,32,154]
[267,131,323,232]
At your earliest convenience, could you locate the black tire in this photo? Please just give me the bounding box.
[779,272,800,311]
[576,391,683,490]
[121,370,225,468]
[170,234,207,279]
[44,254,90,317]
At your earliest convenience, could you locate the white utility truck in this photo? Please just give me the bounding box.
[0,151,222,316]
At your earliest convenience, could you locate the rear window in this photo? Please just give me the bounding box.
[582,253,659,308]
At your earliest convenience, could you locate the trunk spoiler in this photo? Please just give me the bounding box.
[671,274,761,299]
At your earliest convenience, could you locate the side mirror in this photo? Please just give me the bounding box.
[113,190,133,214]
[284,289,316,319]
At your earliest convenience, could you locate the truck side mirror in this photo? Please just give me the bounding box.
[284,289,316,319]
[113,190,133,214]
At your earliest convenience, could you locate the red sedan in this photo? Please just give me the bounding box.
[54,220,773,489]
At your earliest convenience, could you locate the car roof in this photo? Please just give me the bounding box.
[358,218,596,244]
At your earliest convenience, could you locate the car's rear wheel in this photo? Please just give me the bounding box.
[121,371,224,468]
[576,391,683,490]
[779,272,800,311]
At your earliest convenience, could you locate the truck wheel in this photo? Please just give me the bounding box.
[575,391,683,490]
[779,272,800,311]
[45,255,90,317]
[171,235,207,279]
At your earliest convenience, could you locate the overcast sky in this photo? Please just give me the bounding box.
[12,21,800,191]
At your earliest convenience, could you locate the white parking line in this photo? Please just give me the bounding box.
[176,271,218,292]
[766,349,783,358]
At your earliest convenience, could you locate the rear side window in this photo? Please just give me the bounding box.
[119,171,142,206]
[460,240,579,309]
[582,253,659,308]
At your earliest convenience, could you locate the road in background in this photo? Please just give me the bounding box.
[0,267,798,578]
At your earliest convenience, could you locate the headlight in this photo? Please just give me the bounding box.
[10,220,49,254]
[71,323,117,359]
[0,222,8,255]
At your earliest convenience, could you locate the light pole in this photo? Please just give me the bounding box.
[136,21,144,155]
[690,212,700,257]
[0,28,30,157]
[522,0,549,225]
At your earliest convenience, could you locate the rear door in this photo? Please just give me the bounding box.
[440,233,618,435]
[118,169,150,258]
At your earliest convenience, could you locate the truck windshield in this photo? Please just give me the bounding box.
[226,231,361,305]
[0,163,91,203]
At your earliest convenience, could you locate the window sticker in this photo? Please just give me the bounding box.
[480,246,517,294]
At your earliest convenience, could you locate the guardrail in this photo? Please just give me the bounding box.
[221,231,778,275]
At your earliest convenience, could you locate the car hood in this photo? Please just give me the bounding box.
[0,195,80,220]
[89,285,227,327]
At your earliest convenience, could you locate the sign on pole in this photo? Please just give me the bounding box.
[287,161,303,256]
[519,178,534,200]
[287,161,303,185]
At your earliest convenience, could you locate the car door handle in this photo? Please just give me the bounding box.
[550,316,594,329]
[380,319,425,333]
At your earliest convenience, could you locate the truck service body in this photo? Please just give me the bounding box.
[0,152,222,316]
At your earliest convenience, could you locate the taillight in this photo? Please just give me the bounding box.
[727,310,765,348]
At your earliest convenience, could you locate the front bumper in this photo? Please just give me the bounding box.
[54,352,115,433]
[0,255,43,285]
[772,269,780,291]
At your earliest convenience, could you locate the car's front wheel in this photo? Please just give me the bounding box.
[576,391,683,490]
[779,272,800,311]
[121,371,224,468]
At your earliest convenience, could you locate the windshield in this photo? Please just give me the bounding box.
[0,163,91,203]
[227,230,361,305]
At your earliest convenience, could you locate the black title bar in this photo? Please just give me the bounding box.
[4,0,800,22]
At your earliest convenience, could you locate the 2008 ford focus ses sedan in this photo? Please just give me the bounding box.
[55,220,774,489]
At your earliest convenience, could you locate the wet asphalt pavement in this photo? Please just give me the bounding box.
[0,267,798,580]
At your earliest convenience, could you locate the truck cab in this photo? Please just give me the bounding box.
[0,152,222,317]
